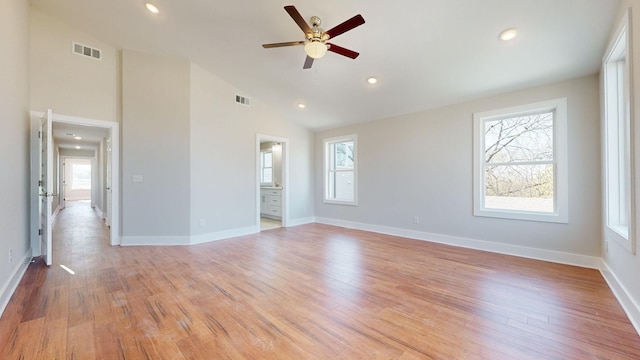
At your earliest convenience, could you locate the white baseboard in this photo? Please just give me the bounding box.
[190,225,259,245]
[285,216,316,227]
[599,260,640,335]
[314,217,601,269]
[0,249,32,317]
[120,235,190,246]
[94,206,104,219]
[51,205,61,224]
[120,225,262,246]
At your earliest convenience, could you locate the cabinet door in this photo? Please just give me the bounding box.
[260,195,267,213]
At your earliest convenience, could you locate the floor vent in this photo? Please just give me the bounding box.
[235,94,251,106]
[72,41,102,60]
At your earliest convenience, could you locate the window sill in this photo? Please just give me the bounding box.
[474,208,568,224]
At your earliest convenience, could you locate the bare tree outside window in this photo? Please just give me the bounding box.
[483,112,554,212]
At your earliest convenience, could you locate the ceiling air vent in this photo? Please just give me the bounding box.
[235,94,251,107]
[72,41,102,61]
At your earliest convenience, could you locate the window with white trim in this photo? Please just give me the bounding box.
[603,10,635,254]
[324,134,357,205]
[260,150,273,185]
[473,98,568,223]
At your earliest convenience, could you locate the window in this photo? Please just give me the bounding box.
[260,150,273,185]
[603,10,635,254]
[473,98,568,223]
[71,163,91,190]
[324,134,357,205]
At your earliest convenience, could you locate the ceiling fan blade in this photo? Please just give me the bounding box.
[303,56,314,69]
[327,43,359,59]
[262,41,305,48]
[326,14,365,39]
[284,5,312,34]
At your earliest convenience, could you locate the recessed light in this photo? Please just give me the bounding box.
[297,103,306,109]
[367,77,378,85]
[74,136,82,140]
[75,146,81,149]
[145,2,159,14]
[499,28,518,41]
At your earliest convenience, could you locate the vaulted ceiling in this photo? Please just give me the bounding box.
[31,0,619,131]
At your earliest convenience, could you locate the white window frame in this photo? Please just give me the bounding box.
[324,134,358,205]
[473,98,568,223]
[603,9,636,254]
[260,150,274,186]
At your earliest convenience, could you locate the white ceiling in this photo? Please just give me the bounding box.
[30,0,619,131]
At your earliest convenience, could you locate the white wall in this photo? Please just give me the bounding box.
[316,75,602,258]
[122,50,191,239]
[189,64,315,237]
[0,0,31,312]
[601,0,640,332]
[30,8,119,122]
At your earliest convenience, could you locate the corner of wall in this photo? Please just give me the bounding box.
[599,259,640,335]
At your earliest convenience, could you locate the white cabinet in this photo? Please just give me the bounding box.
[260,188,282,219]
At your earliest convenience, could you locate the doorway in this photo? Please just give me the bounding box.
[256,134,289,231]
[30,111,120,266]
[62,157,92,204]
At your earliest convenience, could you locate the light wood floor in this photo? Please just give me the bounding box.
[1,202,639,359]
[260,217,282,231]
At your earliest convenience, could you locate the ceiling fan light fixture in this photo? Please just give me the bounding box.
[305,41,328,59]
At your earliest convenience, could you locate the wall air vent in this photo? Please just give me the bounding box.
[72,41,102,61]
[235,94,251,107]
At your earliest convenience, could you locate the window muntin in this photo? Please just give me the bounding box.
[473,99,567,223]
[324,135,357,205]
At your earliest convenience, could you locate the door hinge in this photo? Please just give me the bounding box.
[38,131,42,139]
[38,180,43,187]
[38,229,42,235]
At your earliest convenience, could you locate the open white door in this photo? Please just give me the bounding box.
[38,109,54,266]
[105,136,112,227]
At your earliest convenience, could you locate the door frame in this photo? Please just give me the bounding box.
[256,134,289,228]
[30,111,121,248]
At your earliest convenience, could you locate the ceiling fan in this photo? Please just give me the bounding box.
[262,5,365,69]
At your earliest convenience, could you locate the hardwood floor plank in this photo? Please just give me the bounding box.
[0,201,639,359]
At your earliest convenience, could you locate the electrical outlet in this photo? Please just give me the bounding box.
[9,249,13,263]
[413,216,420,224]
[605,240,608,253]
[199,219,206,227]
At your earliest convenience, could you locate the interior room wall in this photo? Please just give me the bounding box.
[315,75,602,258]
[0,0,31,313]
[601,0,640,332]
[29,8,119,122]
[121,50,191,241]
[189,63,315,236]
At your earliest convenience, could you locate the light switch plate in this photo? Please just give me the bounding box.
[132,175,143,183]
